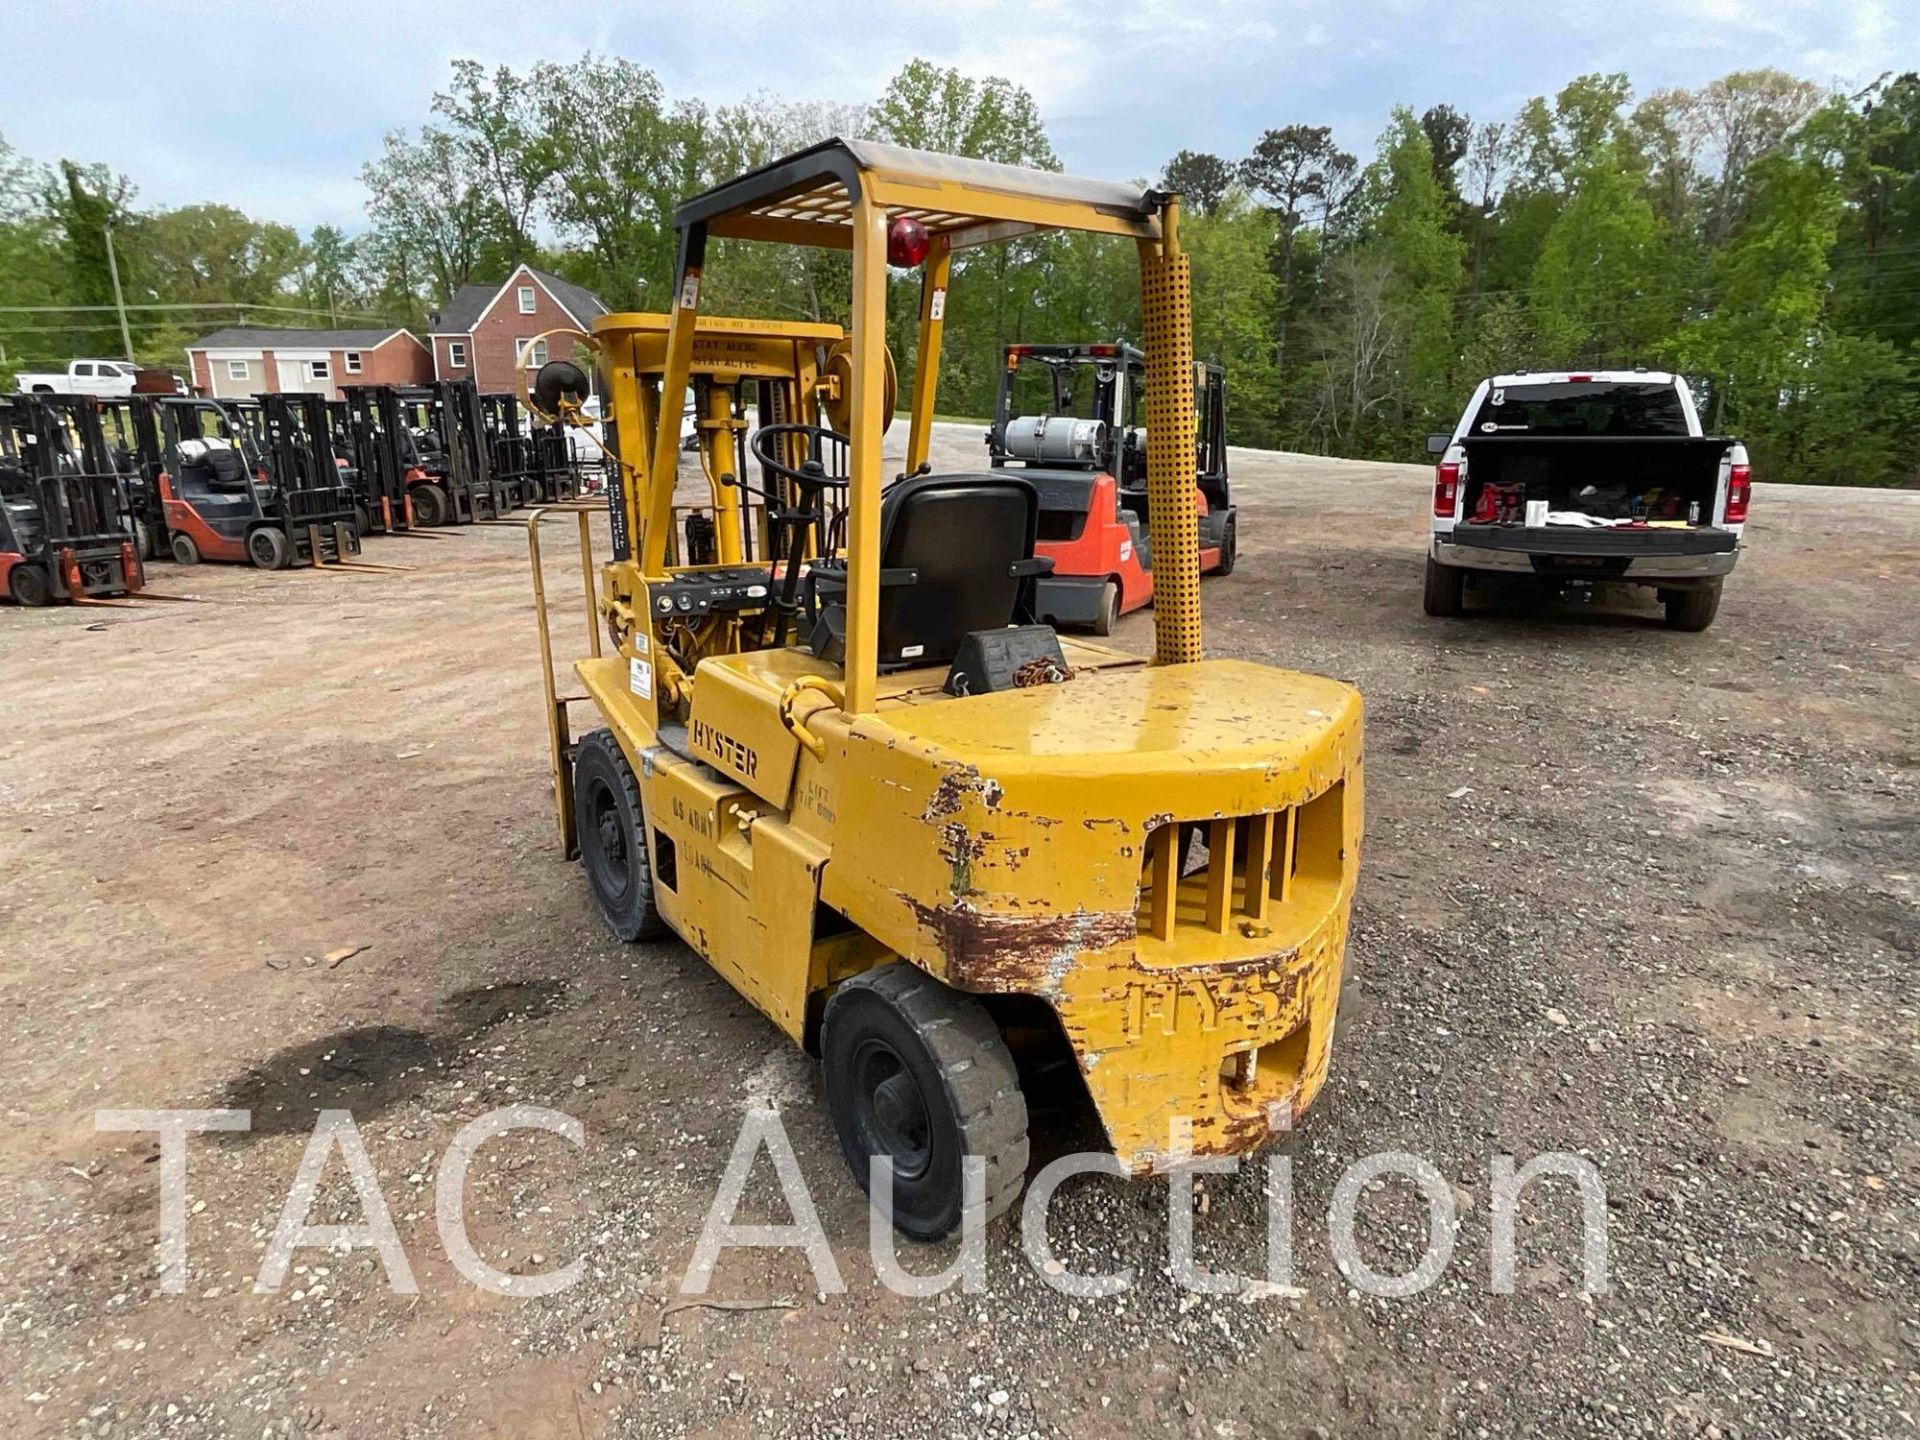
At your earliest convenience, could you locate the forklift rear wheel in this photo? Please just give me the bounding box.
[1662,579,1721,632]
[573,729,665,942]
[1092,580,1120,637]
[412,484,450,527]
[248,527,291,570]
[1423,556,1465,617]
[171,533,201,566]
[822,964,1030,1240]
[8,563,51,607]
[1215,517,1237,576]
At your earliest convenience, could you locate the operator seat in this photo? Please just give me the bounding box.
[808,472,1048,669]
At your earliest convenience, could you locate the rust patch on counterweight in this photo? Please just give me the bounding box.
[907,898,1137,992]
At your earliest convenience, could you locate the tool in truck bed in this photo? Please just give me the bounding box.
[527,139,1362,1238]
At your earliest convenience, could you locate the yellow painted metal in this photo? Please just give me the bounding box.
[531,141,1364,1174]
[841,195,888,716]
[695,381,745,564]
[641,274,703,575]
[1139,199,1203,666]
[905,239,952,476]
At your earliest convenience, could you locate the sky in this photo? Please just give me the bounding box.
[3,0,1913,233]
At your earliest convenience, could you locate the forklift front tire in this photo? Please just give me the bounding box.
[171,533,201,566]
[1092,579,1120,637]
[8,562,51,607]
[822,963,1030,1241]
[354,504,372,539]
[248,527,291,570]
[572,729,665,942]
[1423,556,1465,617]
[412,484,450,527]
[132,519,154,561]
[1215,516,1237,576]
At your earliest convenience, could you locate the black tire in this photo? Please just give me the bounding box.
[411,483,449,527]
[132,518,154,561]
[8,562,51,607]
[572,729,664,942]
[1092,579,1120,637]
[247,526,291,570]
[354,504,372,538]
[1214,515,1237,576]
[822,963,1030,1240]
[171,532,201,566]
[1423,555,1464,617]
[1663,580,1721,632]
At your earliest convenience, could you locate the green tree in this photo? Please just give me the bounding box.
[433,59,556,261]
[1363,109,1466,442]
[1161,150,1234,215]
[868,59,1058,168]
[1528,139,1676,363]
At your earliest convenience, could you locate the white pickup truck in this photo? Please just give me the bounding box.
[1424,370,1751,631]
[15,358,142,396]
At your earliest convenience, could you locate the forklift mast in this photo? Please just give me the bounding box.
[0,393,141,600]
[341,384,416,531]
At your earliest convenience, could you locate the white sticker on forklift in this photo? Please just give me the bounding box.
[630,658,653,700]
[1120,541,1133,561]
[632,632,649,656]
[679,273,701,310]
[929,288,946,321]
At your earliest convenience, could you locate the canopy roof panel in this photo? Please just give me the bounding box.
[676,138,1165,249]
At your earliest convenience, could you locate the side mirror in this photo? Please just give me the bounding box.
[1425,433,1452,456]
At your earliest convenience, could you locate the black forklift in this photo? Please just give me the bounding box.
[252,392,364,566]
[1,393,143,605]
[391,380,510,524]
[341,384,423,535]
[480,392,575,507]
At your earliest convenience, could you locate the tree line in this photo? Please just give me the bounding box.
[1,59,1914,484]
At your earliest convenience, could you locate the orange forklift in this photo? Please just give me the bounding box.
[988,341,1234,633]
[1,393,143,605]
[116,394,357,568]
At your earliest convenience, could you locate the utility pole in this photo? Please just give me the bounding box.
[102,222,134,363]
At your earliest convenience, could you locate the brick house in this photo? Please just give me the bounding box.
[185,327,432,400]
[428,264,609,392]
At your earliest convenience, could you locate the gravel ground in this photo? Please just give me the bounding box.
[0,424,1913,1438]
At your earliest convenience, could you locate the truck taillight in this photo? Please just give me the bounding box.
[1724,462,1751,524]
[1433,460,1460,517]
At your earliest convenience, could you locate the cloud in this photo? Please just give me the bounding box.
[4,0,1909,231]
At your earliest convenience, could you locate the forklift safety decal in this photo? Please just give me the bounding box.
[679,272,701,311]
[929,288,946,321]
[629,657,653,700]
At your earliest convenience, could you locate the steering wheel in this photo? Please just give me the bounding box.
[748,423,848,492]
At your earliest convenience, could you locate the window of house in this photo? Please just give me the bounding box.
[448,342,468,369]
[227,360,249,381]
[518,284,537,313]
[343,352,363,374]
[309,359,330,381]
[518,338,549,368]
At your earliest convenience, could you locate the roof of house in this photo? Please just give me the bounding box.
[432,265,610,334]
[189,327,413,351]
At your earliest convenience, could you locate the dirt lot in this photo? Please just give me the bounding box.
[0,425,1914,1438]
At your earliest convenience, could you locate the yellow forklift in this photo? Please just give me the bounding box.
[529,140,1363,1238]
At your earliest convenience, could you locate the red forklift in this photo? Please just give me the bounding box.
[987,341,1235,634]
[1,393,143,605]
[114,394,357,568]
